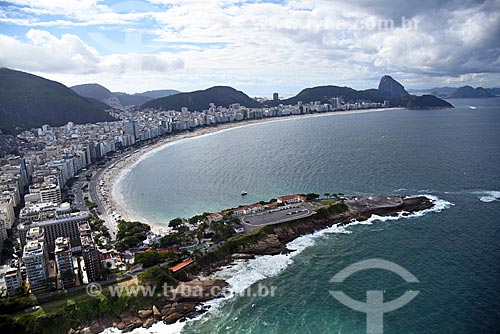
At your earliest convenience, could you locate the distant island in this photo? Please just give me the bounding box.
[408,85,500,98]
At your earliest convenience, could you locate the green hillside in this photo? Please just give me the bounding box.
[141,86,261,111]
[0,68,116,133]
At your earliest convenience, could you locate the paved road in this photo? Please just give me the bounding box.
[88,162,118,240]
[241,203,315,232]
[68,178,87,212]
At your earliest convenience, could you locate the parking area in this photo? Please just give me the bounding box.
[242,203,315,230]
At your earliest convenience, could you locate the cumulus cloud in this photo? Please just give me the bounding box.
[0,0,499,92]
[0,29,184,75]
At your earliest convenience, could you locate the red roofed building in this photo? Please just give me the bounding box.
[206,213,223,223]
[169,259,194,272]
[129,263,143,273]
[233,203,264,216]
[158,248,179,254]
[277,194,307,204]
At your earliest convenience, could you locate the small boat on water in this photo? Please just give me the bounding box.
[241,191,248,196]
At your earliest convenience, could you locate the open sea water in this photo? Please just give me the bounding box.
[113,98,500,334]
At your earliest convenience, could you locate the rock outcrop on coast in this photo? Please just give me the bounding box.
[378,75,410,98]
[238,196,433,256]
[69,280,227,334]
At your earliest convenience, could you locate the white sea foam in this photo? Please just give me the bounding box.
[100,194,451,334]
[473,190,500,203]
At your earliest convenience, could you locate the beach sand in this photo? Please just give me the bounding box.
[98,107,402,232]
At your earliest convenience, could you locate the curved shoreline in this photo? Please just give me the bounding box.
[100,107,403,231]
[86,194,451,334]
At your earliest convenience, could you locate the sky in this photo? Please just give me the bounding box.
[0,0,499,97]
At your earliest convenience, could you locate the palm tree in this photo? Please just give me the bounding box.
[324,193,330,198]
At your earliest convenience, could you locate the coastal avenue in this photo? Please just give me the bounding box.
[88,159,118,239]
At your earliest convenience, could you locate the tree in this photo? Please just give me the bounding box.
[138,266,178,288]
[134,250,161,268]
[115,220,151,250]
[169,218,183,229]
[160,233,181,248]
[211,222,236,243]
[324,193,330,198]
[85,201,98,210]
[305,193,320,200]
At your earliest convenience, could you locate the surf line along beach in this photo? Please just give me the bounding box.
[70,193,445,333]
[99,107,403,231]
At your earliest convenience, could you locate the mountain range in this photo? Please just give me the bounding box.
[408,86,500,98]
[70,84,180,109]
[140,75,452,111]
[0,68,115,134]
[142,86,262,111]
[0,68,454,133]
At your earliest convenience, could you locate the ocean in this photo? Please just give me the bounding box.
[112,98,500,334]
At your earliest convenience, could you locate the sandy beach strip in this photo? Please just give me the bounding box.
[98,107,403,232]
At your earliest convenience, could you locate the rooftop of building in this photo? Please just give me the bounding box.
[54,237,71,253]
[32,211,89,226]
[26,226,44,240]
[23,240,44,256]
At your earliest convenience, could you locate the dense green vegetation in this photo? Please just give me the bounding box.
[303,193,320,200]
[159,232,182,248]
[210,221,236,242]
[70,83,114,101]
[0,68,115,133]
[89,215,110,239]
[115,220,151,251]
[168,217,184,229]
[398,94,453,109]
[316,202,349,217]
[134,250,178,268]
[85,200,98,209]
[71,84,180,107]
[142,86,261,111]
[277,86,386,106]
[2,288,159,334]
[138,266,178,288]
